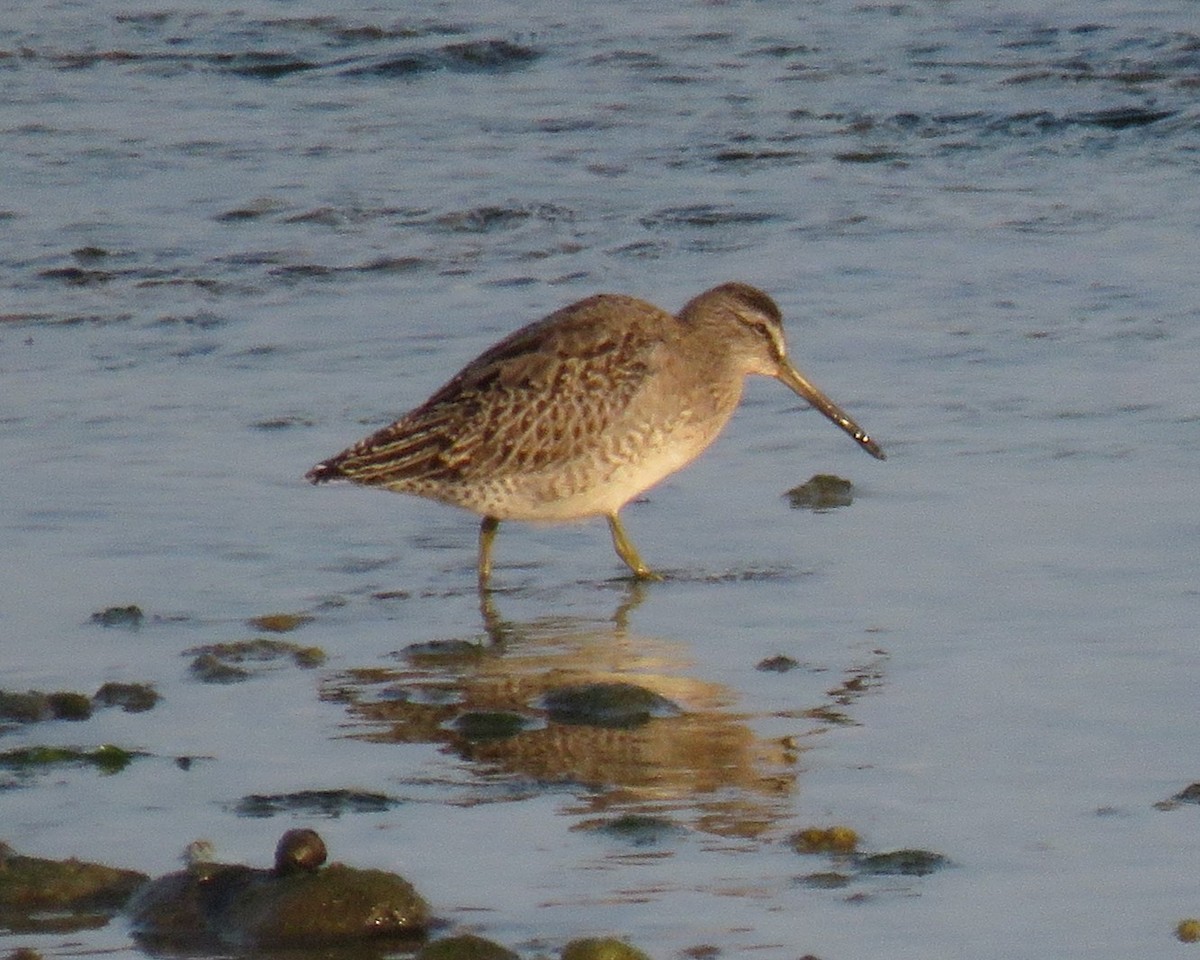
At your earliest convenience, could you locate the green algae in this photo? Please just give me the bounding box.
[0,745,142,776]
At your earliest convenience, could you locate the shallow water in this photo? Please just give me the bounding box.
[3,1,1199,958]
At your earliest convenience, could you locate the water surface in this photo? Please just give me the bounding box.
[3,1,1199,958]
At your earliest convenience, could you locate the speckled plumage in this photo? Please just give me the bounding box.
[307,282,883,586]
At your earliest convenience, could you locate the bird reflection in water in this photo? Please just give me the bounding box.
[322,585,799,839]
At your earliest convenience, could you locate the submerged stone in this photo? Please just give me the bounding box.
[1173,782,1200,803]
[591,813,684,847]
[231,788,397,819]
[404,639,490,665]
[785,473,854,510]
[755,654,800,673]
[797,870,853,889]
[451,710,532,741]
[89,605,144,627]
[542,682,680,729]
[1154,781,1200,810]
[855,848,950,876]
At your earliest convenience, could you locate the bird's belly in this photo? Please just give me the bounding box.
[508,441,708,521]
[418,419,725,522]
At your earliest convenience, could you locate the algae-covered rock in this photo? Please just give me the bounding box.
[789,831,948,888]
[419,933,519,960]
[44,692,92,721]
[0,844,146,910]
[125,863,244,941]
[0,691,91,723]
[221,863,429,946]
[0,685,160,725]
[0,692,53,724]
[93,683,159,713]
[89,605,143,627]
[562,937,653,960]
[0,843,146,933]
[128,830,431,948]
[542,682,680,729]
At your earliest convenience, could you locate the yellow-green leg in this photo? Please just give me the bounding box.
[606,512,662,581]
[478,516,500,591]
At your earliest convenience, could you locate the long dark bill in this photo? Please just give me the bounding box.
[777,361,886,460]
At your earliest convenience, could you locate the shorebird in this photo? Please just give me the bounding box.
[307,282,884,587]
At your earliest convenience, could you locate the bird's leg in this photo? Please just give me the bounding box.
[606,513,662,581]
[478,516,500,591]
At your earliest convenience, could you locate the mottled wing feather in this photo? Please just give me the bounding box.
[307,295,673,489]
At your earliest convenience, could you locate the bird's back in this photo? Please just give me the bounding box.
[305,294,703,509]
